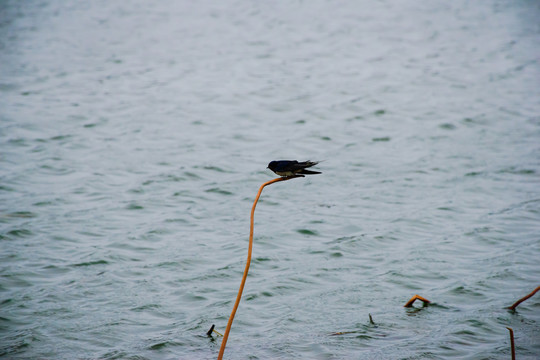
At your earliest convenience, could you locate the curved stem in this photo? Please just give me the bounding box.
[508,285,540,311]
[217,176,301,360]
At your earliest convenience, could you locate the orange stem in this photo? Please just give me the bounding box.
[508,285,540,311]
[403,294,431,308]
[217,176,301,360]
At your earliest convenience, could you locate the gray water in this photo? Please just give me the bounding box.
[1,1,539,359]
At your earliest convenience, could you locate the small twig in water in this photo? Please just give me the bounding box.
[506,327,516,360]
[207,324,223,337]
[206,324,215,336]
[404,294,431,308]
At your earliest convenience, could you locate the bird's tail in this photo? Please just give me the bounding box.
[299,169,321,175]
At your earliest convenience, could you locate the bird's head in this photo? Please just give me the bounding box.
[267,161,277,171]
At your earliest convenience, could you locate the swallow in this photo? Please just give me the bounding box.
[267,160,321,177]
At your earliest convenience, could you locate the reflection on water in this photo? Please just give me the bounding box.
[1,0,539,359]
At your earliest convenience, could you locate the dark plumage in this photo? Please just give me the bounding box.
[267,160,321,177]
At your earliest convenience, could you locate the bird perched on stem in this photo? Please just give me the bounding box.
[267,160,321,177]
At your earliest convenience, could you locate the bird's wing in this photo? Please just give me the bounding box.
[294,160,318,169]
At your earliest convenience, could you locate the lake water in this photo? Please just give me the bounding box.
[1,1,539,359]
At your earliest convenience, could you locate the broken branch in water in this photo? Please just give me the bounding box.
[404,294,431,308]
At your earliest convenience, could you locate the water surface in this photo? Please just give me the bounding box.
[1,1,539,359]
